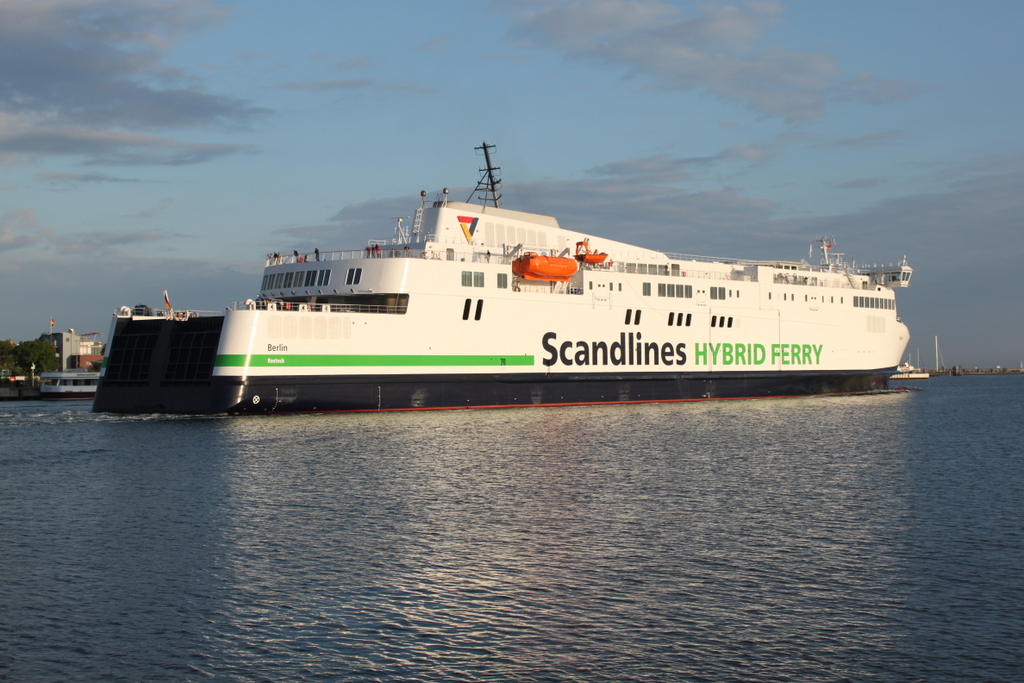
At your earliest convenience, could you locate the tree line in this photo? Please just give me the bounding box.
[0,338,62,377]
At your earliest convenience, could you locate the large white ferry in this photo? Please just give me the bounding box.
[93,144,913,415]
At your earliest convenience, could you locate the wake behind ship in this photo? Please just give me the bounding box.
[93,144,913,415]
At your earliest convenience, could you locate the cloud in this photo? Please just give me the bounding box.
[830,130,906,148]
[0,209,48,251]
[832,178,884,190]
[506,177,780,255]
[39,171,140,185]
[121,197,174,219]
[0,0,267,166]
[0,124,251,165]
[0,203,187,254]
[277,79,372,92]
[808,157,1024,263]
[505,0,915,121]
[316,176,779,259]
[836,73,919,105]
[326,55,374,72]
[585,144,771,182]
[416,35,455,52]
[0,0,264,129]
[54,229,187,255]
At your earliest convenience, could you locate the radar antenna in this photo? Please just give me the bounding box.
[468,141,502,208]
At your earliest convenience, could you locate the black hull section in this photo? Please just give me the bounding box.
[92,315,225,414]
[95,369,892,415]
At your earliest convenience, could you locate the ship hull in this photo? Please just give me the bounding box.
[95,366,891,414]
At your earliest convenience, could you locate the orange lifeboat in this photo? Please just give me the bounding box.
[512,252,578,282]
[575,240,609,264]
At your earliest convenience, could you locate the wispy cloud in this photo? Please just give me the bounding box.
[318,176,779,258]
[831,130,907,148]
[832,177,884,190]
[0,0,265,128]
[327,55,374,72]
[0,209,49,251]
[55,229,180,255]
[121,197,174,219]
[0,124,251,165]
[505,0,917,121]
[39,171,140,185]
[0,205,185,254]
[416,35,455,52]
[586,144,771,182]
[277,79,372,92]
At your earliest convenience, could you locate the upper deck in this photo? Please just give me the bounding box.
[259,199,912,301]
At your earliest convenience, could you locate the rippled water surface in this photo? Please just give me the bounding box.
[2,376,1022,681]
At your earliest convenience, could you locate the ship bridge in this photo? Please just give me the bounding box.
[867,256,913,288]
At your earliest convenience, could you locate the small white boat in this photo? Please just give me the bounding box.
[40,369,100,399]
[890,363,929,380]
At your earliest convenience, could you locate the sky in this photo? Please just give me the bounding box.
[1,0,1022,368]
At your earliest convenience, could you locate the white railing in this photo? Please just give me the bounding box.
[116,307,221,319]
[228,300,406,315]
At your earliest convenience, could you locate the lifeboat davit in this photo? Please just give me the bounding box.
[512,252,578,282]
[575,240,609,264]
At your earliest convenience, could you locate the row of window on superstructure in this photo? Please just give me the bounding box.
[262,269,332,291]
[462,271,509,289]
[854,295,894,310]
[630,310,731,328]
[461,270,738,300]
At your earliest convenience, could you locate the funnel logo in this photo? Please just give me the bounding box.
[458,215,479,243]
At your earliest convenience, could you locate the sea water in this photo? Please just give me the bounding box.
[1,376,1021,682]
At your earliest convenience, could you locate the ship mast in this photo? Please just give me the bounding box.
[468,141,502,208]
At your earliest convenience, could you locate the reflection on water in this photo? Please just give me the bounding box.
[1,381,1022,681]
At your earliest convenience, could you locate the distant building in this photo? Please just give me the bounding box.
[40,330,104,370]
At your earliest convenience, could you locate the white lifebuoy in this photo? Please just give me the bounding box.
[299,304,309,312]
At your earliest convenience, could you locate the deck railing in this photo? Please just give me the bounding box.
[228,301,406,315]
[263,243,881,288]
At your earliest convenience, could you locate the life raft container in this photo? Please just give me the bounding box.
[512,253,578,282]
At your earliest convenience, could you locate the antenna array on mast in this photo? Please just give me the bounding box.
[468,142,502,208]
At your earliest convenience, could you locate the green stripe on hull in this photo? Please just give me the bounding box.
[216,354,535,368]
